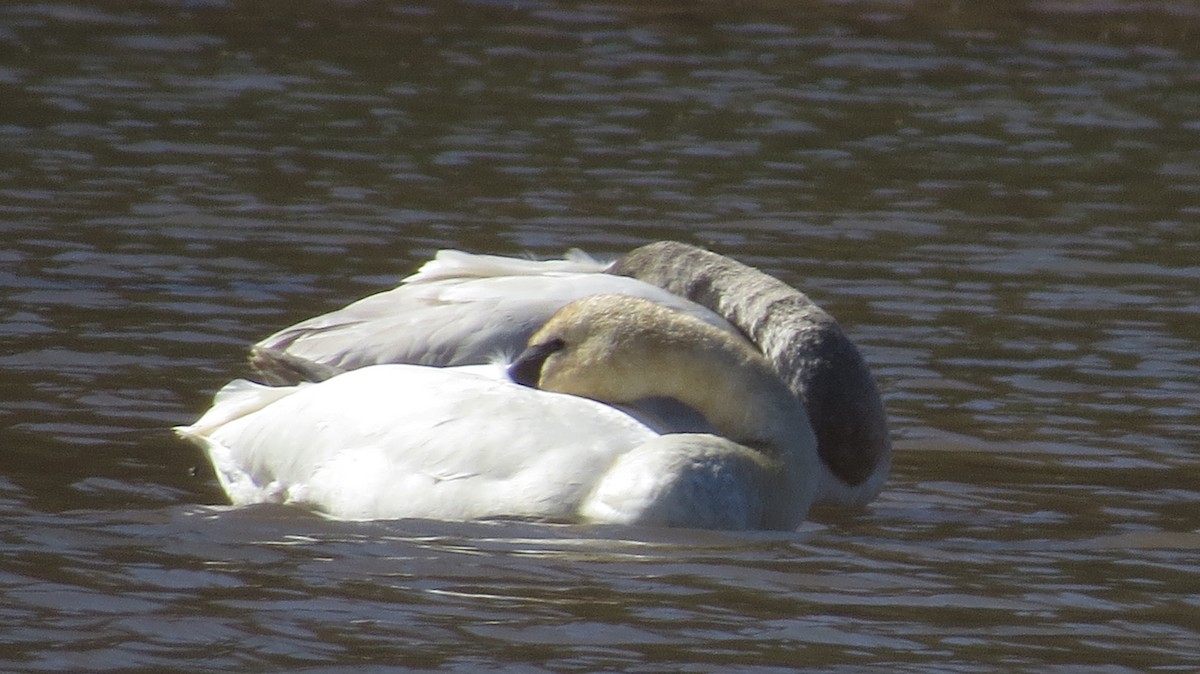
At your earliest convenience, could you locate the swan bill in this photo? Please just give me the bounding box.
[508,338,565,388]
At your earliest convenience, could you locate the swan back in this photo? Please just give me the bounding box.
[611,241,891,505]
[252,249,746,382]
[177,364,661,521]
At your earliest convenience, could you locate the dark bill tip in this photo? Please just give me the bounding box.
[507,338,565,387]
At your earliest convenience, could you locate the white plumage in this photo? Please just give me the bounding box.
[254,249,746,372]
[178,295,821,529]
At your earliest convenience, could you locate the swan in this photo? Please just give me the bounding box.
[176,295,819,530]
[251,241,891,507]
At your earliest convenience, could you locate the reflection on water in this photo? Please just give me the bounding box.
[2,0,1198,671]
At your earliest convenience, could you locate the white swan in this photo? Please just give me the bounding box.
[251,241,891,507]
[177,295,819,530]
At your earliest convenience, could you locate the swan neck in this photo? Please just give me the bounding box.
[666,351,817,529]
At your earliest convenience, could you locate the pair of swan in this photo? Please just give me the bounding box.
[176,241,891,529]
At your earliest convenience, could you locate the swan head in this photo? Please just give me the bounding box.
[510,295,742,401]
[509,293,821,528]
[508,294,808,450]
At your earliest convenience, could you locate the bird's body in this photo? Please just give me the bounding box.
[245,242,892,508]
[179,295,819,529]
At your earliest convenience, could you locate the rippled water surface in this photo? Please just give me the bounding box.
[3,1,1198,671]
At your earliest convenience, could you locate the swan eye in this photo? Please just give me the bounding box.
[508,337,566,388]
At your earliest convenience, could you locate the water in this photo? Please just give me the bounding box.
[3,0,1198,670]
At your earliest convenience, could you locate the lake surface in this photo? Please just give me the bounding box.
[2,0,1198,671]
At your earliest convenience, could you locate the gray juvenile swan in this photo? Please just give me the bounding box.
[610,242,891,507]
[177,295,819,530]
[250,241,890,507]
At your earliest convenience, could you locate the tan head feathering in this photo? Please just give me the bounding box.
[507,293,821,527]
[509,294,813,459]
